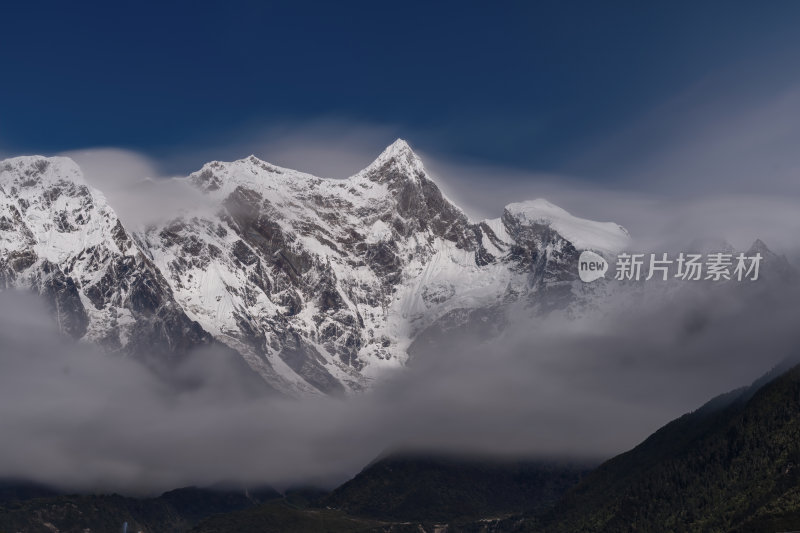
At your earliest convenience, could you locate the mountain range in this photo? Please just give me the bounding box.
[0,140,632,395]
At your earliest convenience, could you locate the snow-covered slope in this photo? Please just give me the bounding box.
[0,156,212,363]
[504,199,630,254]
[0,140,633,395]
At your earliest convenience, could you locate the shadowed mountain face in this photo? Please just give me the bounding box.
[525,360,800,533]
[0,480,60,506]
[0,456,590,532]
[323,454,592,522]
[0,485,282,533]
[0,140,633,395]
[185,454,592,533]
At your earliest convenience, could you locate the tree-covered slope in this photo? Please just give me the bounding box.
[527,361,800,533]
[324,454,591,522]
[0,486,281,533]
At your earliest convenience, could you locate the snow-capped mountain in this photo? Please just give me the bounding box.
[0,140,630,395]
[0,156,212,367]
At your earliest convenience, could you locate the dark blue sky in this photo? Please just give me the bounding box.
[3,1,800,174]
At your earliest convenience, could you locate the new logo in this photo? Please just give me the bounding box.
[578,250,608,282]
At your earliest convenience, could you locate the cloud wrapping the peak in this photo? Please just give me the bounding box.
[59,148,214,227]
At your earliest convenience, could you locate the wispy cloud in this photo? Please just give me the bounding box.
[58,148,214,228]
[154,117,403,180]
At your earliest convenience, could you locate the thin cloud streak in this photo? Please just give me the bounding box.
[58,148,215,228]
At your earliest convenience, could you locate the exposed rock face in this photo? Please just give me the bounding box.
[1,140,632,395]
[0,156,213,369]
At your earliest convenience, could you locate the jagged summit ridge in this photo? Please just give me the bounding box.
[190,138,424,192]
[356,138,425,183]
